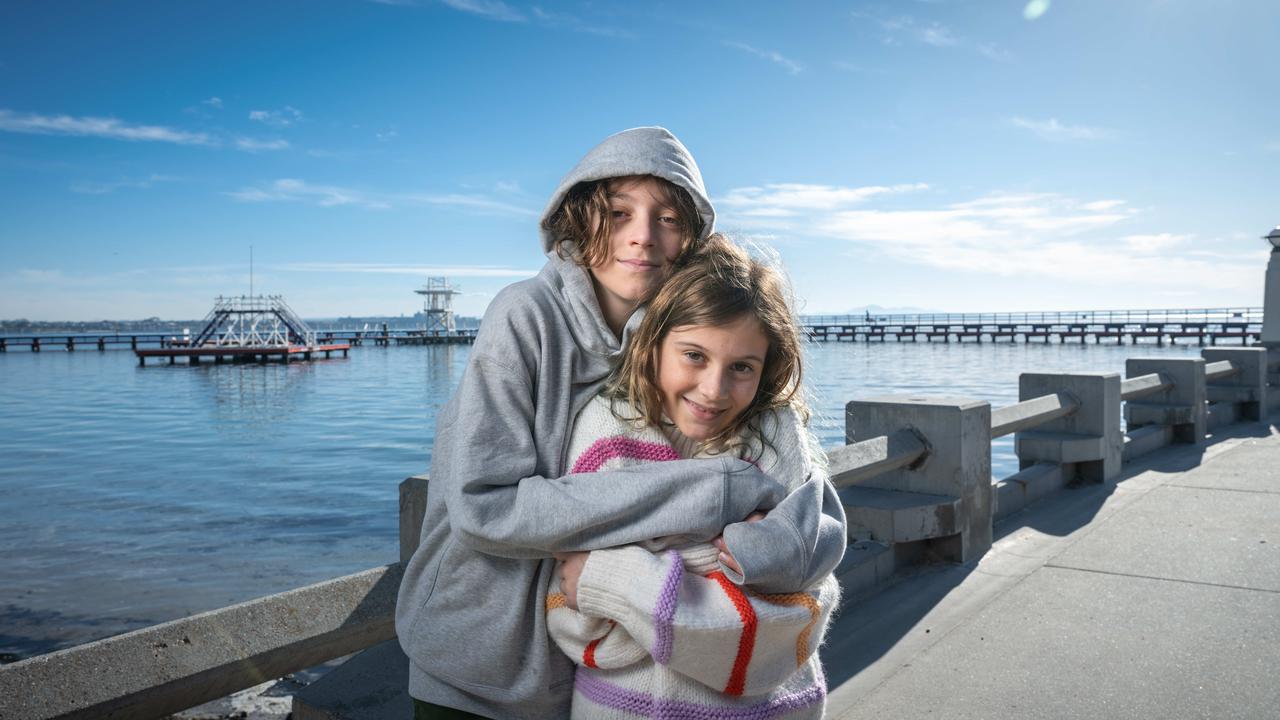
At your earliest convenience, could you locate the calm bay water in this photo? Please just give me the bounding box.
[0,339,1202,659]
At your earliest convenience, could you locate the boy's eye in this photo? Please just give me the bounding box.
[659,215,680,226]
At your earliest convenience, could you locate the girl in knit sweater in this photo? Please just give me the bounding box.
[548,236,842,720]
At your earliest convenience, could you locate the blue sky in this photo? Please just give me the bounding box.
[2,0,1277,321]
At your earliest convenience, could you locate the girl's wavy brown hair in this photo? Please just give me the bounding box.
[541,174,706,271]
[610,234,808,456]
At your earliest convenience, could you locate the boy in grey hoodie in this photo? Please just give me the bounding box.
[395,127,846,719]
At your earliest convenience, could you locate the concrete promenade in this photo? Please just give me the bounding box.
[822,414,1280,718]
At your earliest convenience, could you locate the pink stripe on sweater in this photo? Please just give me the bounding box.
[571,436,682,474]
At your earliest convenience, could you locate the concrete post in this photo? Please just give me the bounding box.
[399,476,429,564]
[1125,357,1206,444]
[1016,372,1122,483]
[846,396,992,563]
[1202,347,1268,422]
[1262,242,1280,346]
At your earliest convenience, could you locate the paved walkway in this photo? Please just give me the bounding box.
[823,417,1280,719]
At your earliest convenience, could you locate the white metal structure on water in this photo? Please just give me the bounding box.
[190,295,317,348]
[415,278,460,333]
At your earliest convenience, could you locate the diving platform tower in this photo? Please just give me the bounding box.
[415,278,461,333]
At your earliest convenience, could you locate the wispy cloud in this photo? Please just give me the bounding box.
[227,179,390,209]
[439,0,525,22]
[1122,233,1191,253]
[719,183,1257,291]
[248,106,303,127]
[530,7,629,37]
[202,97,223,109]
[854,11,1010,61]
[227,178,538,216]
[280,262,538,278]
[235,136,291,152]
[405,192,538,216]
[1264,141,1280,153]
[724,41,803,74]
[0,109,213,145]
[70,174,178,195]
[719,183,928,216]
[1010,116,1115,142]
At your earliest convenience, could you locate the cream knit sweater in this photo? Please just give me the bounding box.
[547,395,840,720]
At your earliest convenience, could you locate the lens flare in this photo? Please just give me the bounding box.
[1024,0,1050,20]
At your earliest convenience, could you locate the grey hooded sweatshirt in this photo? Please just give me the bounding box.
[395,127,846,719]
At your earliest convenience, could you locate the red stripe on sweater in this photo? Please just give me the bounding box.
[583,636,602,669]
[582,621,615,669]
[707,570,757,697]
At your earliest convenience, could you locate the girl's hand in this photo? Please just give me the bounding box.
[712,511,767,576]
[554,551,591,610]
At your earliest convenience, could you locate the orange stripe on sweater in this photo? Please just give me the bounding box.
[546,593,567,611]
[752,590,822,667]
[707,570,757,696]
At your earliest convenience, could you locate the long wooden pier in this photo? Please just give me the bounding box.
[803,321,1260,346]
[803,306,1263,345]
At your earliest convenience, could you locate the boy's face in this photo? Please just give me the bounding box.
[588,177,686,330]
[655,314,769,441]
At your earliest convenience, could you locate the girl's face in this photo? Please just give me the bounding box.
[588,177,686,334]
[655,314,770,441]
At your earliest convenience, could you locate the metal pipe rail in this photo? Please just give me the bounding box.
[0,564,400,720]
[990,392,1079,438]
[1120,373,1174,401]
[828,428,929,488]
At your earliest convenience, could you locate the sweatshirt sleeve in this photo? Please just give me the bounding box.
[435,350,789,559]
[718,407,848,594]
[575,544,841,696]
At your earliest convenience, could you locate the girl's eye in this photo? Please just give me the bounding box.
[610,210,628,219]
[683,351,704,363]
[659,215,680,226]
[732,362,755,374]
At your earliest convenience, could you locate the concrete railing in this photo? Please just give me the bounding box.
[4,346,1277,719]
[0,565,401,720]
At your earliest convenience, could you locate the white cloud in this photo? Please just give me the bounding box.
[1264,141,1280,153]
[0,109,213,145]
[719,183,928,213]
[202,97,223,109]
[248,106,303,127]
[1122,233,1192,253]
[403,192,538,217]
[280,262,537,278]
[1010,116,1115,142]
[719,182,1257,293]
[235,136,291,152]
[439,0,525,22]
[724,41,803,75]
[227,178,389,209]
[227,178,537,216]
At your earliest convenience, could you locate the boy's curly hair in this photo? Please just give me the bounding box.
[541,175,706,273]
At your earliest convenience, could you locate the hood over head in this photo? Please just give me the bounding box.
[539,126,715,254]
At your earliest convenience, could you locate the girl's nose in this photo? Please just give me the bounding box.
[700,369,729,399]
